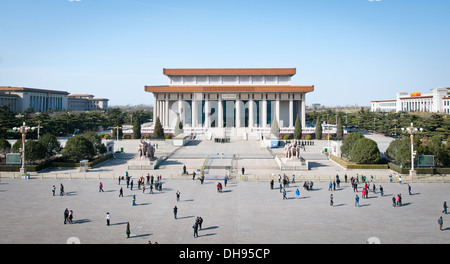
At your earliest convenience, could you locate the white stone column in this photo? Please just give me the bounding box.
[218,96,223,128]
[301,93,306,128]
[262,95,267,128]
[289,95,294,128]
[178,94,182,124]
[192,97,197,128]
[161,100,165,127]
[248,96,254,128]
[235,98,241,128]
[204,96,210,128]
[154,96,158,124]
[165,97,169,128]
[275,94,280,126]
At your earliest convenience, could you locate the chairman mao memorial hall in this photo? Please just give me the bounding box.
[145,68,314,139]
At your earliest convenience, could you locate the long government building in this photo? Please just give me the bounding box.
[145,68,314,139]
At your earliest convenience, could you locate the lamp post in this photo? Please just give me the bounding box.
[113,125,122,152]
[12,122,36,175]
[401,123,423,178]
[36,120,43,140]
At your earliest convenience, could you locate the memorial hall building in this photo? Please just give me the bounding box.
[145,68,314,139]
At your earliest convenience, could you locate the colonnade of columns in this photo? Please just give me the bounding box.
[153,93,306,130]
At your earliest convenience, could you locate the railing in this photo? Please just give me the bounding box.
[1,171,448,183]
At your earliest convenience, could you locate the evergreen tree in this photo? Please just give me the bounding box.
[336,115,343,139]
[24,140,46,164]
[341,132,364,158]
[61,136,96,162]
[153,117,164,138]
[38,133,61,159]
[350,137,382,164]
[133,118,141,139]
[270,116,280,139]
[315,117,322,140]
[293,114,302,140]
[174,115,183,136]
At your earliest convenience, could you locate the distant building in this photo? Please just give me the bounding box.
[0,86,108,112]
[68,94,109,111]
[371,87,450,114]
[0,86,69,112]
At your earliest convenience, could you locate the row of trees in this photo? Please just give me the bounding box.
[307,108,450,139]
[0,105,152,139]
[0,132,108,165]
[339,131,450,167]
[386,135,450,167]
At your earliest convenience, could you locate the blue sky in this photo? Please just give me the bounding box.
[1,0,449,107]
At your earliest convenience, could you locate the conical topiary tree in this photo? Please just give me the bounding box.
[315,116,322,140]
[270,116,280,139]
[294,114,302,140]
[153,117,164,138]
[174,115,183,136]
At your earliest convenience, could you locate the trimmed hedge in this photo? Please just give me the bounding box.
[0,159,53,172]
[331,155,389,170]
[0,154,114,171]
[388,162,450,175]
[51,154,114,168]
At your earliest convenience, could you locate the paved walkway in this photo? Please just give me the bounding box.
[0,178,449,244]
[0,135,449,244]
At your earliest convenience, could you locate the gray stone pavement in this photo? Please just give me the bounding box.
[0,135,449,244]
[0,177,449,244]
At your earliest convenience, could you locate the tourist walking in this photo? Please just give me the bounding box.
[198,216,203,230]
[60,183,64,196]
[283,188,287,200]
[126,222,130,238]
[105,212,110,226]
[438,216,444,231]
[119,187,123,197]
[176,190,180,202]
[99,182,104,192]
[64,208,69,224]
[380,185,384,196]
[52,185,55,196]
[193,221,199,238]
[443,201,448,214]
[330,194,334,207]
[408,184,412,195]
[68,210,73,224]
[355,195,360,207]
[173,205,178,219]
[295,188,300,199]
[392,196,396,208]
[132,195,136,206]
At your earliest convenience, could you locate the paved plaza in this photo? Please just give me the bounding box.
[0,134,449,244]
[0,178,449,244]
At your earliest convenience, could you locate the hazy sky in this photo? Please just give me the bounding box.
[1,0,449,107]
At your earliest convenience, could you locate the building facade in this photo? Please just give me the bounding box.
[371,87,450,114]
[68,94,109,111]
[145,68,314,138]
[0,86,69,112]
[0,86,109,112]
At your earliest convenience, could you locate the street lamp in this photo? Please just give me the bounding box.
[401,123,423,178]
[113,125,122,152]
[12,122,36,175]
